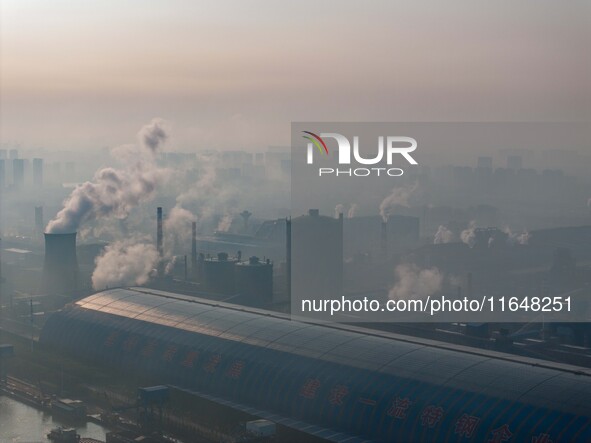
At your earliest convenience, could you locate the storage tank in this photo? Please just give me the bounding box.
[235,256,273,303]
[203,252,238,294]
[43,232,79,294]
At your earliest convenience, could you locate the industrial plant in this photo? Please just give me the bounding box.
[1,131,591,442]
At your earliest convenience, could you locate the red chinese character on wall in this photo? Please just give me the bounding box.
[181,350,199,368]
[299,378,321,399]
[420,405,444,428]
[141,339,157,357]
[162,345,178,362]
[387,397,412,419]
[225,360,245,379]
[203,353,221,373]
[532,434,553,443]
[488,424,512,443]
[104,331,119,347]
[454,414,480,438]
[328,385,349,406]
[122,335,139,352]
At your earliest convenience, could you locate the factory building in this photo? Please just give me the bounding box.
[41,288,591,442]
[234,256,273,302]
[43,232,79,294]
[291,209,343,301]
[343,215,419,260]
[203,252,240,294]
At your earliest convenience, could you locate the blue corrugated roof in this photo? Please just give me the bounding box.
[40,288,591,442]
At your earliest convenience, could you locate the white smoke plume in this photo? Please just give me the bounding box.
[379,184,417,222]
[163,206,196,255]
[335,204,345,219]
[460,221,477,248]
[216,213,234,232]
[503,227,530,245]
[91,238,159,290]
[138,118,168,152]
[389,264,443,300]
[174,152,242,231]
[434,225,455,244]
[165,256,177,276]
[347,203,358,219]
[516,231,530,245]
[46,118,170,234]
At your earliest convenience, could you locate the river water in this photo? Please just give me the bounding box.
[0,396,108,442]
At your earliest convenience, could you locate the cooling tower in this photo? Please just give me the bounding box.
[43,232,79,294]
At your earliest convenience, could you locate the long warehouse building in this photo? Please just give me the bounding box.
[40,288,591,442]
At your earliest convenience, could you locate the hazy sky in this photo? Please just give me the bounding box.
[1,0,589,151]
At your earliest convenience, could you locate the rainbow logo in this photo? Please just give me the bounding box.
[302,131,329,155]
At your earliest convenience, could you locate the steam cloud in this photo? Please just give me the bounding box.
[379,184,416,221]
[503,227,530,245]
[46,118,169,234]
[389,264,443,300]
[138,119,168,152]
[460,221,477,248]
[335,203,358,218]
[216,213,235,232]
[434,225,455,244]
[92,238,159,290]
[171,151,243,235]
[163,206,196,255]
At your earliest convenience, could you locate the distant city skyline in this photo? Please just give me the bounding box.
[1,0,589,152]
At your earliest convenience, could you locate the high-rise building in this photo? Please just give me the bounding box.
[477,156,493,169]
[8,149,18,160]
[33,158,43,186]
[35,206,44,237]
[0,149,6,160]
[12,159,24,189]
[0,160,5,190]
[507,155,523,170]
[65,162,75,180]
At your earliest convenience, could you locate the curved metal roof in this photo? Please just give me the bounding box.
[41,288,591,442]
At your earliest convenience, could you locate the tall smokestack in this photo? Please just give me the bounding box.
[43,232,79,294]
[191,221,197,275]
[157,207,163,257]
[0,237,3,307]
[286,217,291,301]
[381,220,388,260]
[156,207,164,277]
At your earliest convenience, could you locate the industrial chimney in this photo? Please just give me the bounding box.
[43,232,79,294]
[286,217,291,301]
[157,207,163,257]
[191,221,197,276]
[156,207,164,277]
[381,220,388,260]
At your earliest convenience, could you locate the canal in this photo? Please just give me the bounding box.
[0,395,109,442]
